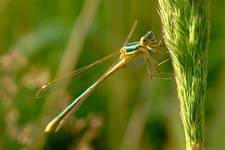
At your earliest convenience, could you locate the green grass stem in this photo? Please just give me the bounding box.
[158,0,210,149]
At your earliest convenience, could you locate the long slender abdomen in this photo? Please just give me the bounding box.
[45,59,126,132]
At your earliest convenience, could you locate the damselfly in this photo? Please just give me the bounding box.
[38,21,171,132]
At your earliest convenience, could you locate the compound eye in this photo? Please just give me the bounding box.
[146,31,154,39]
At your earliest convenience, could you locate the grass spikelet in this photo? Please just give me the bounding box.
[158,0,210,149]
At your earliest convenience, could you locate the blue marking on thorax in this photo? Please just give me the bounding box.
[125,41,140,53]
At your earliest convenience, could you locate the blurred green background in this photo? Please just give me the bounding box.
[0,0,224,150]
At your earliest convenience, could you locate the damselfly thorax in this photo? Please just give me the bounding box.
[119,31,158,68]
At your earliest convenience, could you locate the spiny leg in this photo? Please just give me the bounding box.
[144,54,174,80]
[144,54,159,79]
[157,57,170,67]
[144,52,160,73]
[154,38,169,56]
[148,72,174,80]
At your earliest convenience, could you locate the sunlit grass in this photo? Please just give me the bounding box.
[158,0,210,149]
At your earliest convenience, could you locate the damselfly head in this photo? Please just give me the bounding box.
[140,31,156,49]
[146,31,154,40]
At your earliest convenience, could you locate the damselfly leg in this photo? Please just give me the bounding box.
[144,53,174,80]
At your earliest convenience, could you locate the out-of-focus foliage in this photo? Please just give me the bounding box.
[0,0,224,150]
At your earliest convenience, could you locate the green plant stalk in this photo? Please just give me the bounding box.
[158,0,209,149]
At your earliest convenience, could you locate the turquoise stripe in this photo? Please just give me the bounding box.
[125,42,140,52]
